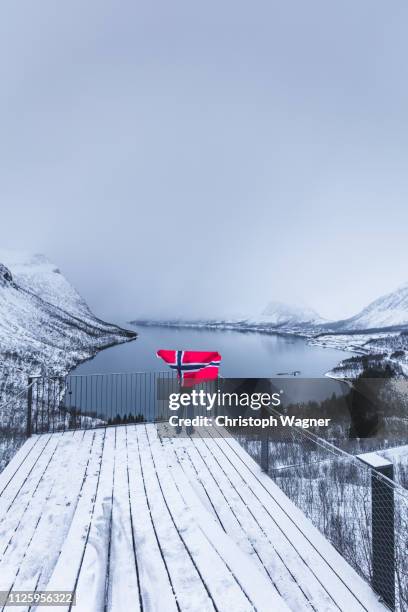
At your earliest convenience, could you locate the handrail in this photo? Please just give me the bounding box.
[265,404,408,498]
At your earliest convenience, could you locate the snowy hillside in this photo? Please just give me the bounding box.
[0,251,136,426]
[131,286,408,378]
[0,250,92,318]
[328,283,408,332]
[0,250,135,369]
[255,300,323,327]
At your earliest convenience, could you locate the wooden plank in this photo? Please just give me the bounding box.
[169,438,226,528]
[106,426,142,612]
[194,434,333,611]
[9,430,94,610]
[0,435,51,516]
[0,424,387,612]
[0,433,64,553]
[210,426,387,612]
[122,424,178,612]
[135,424,214,612]
[0,436,40,497]
[43,429,105,611]
[169,435,279,580]
[0,432,69,595]
[145,424,288,612]
[73,427,116,612]
[170,434,319,612]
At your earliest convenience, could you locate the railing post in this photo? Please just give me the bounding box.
[357,452,395,610]
[260,407,269,472]
[27,377,33,437]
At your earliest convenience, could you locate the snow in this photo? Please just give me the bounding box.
[0,250,91,318]
[381,444,408,461]
[0,250,136,457]
[256,300,324,326]
[356,452,393,469]
[132,283,408,377]
[0,250,134,372]
[131,301,325,333]
[0,424,387,611]
[329,282,408,331]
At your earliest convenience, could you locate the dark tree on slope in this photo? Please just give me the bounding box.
[348,364,394,438]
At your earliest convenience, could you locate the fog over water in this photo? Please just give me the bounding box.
[2,1,408,322]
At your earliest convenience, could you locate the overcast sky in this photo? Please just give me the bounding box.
[1,1,408,322]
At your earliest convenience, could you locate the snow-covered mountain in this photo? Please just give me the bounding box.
[0,250,136,388]
[329,283,408,332]
[0,251,136,470]
[132,282,408,340]
[255,300,323,327]
[0,250,92,318]
[131,301,324,333]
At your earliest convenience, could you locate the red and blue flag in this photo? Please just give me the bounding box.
[156,350,221,385]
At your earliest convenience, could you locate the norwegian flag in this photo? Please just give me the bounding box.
[156,350,221,385]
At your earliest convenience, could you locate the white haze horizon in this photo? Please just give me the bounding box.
[1,246,405,326]
[2,1,408,323]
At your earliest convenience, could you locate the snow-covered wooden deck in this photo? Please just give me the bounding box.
[0,425,386,612]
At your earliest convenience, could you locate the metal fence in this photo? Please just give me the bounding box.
[233,410,408,611]
[10,373,408,609]
[27,372,183,434]
[0,368,31,473]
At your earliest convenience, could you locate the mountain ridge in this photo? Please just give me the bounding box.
[0,250,136,392]
[325,283,408,332]
[132,282,408,335]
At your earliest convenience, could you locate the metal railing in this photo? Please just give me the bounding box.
[0,369,33,473]
[14,373,408,609]
[233,409,408,611]
[26,372,181,434]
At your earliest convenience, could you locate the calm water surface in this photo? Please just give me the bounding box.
[73,325,351,378]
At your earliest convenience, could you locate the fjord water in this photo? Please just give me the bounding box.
[72,324,351,378]
[69,325,352,420]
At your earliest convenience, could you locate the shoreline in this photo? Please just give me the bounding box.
[0,321,138,410]
[131,320,408,379]
[65,325,137,377]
